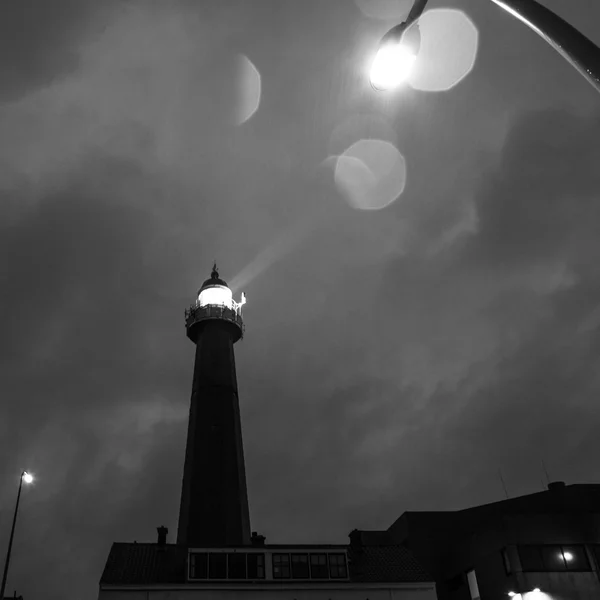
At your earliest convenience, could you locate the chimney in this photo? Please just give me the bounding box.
[349,529,362,548]
[547,481,566,491]
[157,525,168,546]
[251,531,266,546]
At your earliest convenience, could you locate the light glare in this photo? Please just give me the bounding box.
[370,43,416,91]
[198,286,233,309]
[563,551,573,561]
[22,472,34,484]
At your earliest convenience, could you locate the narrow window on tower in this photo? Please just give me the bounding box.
[291,554,309,578]
[247,553,265,579]
[272,553,291,579]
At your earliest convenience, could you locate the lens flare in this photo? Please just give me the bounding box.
[235,54,261,125]
[334,139,407,210]
[407,8,479,92]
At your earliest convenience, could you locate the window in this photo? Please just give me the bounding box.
[208,553,227,579]
[518,545,591,572]
[273,553,290,579]
[247,553,265,579]
[228,553,246,579]
[501,548,512,575]
[561,546,590,571]
[541,547,566,571]
[310,553,329,579]
[518,546,544,572]
[329,553,348,579]
[466,570,481,600]
[291,554,309,578]
[189,552,208,579]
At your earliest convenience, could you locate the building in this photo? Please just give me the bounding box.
[98,267,437,600]
[386,481,600,600]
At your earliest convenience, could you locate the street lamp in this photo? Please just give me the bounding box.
[370,0,600,94]
[0,471,34,599]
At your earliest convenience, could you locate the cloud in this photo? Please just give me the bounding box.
[1,1,600,598]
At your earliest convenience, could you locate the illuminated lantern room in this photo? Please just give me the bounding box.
[185,263,246,343]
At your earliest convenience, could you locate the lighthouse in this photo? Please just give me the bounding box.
[99,266,435,597]
[176,264,251,547]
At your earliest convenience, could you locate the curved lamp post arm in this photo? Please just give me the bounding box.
[406,0,429,26]
[490,0,600,93]
[403,0,600,94]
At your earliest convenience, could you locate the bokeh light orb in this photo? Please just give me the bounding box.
[235,54,261,125]
[355,0,413,20]
[407,8,479,92]
[334,139,407,210]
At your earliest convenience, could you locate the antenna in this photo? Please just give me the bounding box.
[542,460,551,486]
[498,469,509,500]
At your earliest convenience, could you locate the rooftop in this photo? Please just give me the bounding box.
[100,538,432,586]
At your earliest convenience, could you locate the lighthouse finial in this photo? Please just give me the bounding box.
[211,261,219,279]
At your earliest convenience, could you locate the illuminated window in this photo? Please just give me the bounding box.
[228,553,246,579]
[208,553,227,579]
[466,570,480,600]
[247,553,265,579]
[310,553,329,579]
[561,546,590,571]
[291,554,309,578]
[189,552,208,579]
[273,553,290,579]
[329,553,348,579]
[518,545,591,572]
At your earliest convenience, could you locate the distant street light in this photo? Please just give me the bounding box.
[0,471,34,599]
[370,0,600,94]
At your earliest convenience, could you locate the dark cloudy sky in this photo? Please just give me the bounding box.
[1,0,599,597]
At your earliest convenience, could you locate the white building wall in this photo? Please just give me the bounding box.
[100,584,437,600]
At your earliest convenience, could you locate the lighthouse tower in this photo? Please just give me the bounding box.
[177,264,251,547]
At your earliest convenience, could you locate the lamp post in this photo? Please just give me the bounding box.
[370,0,600,94]
[0,471,34,599]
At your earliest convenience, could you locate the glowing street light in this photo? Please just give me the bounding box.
[370,0,600,94]
[369,22,420,91]
[0,471,35,599]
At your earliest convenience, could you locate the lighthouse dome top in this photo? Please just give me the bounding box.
[199,264,229,292]
[196,264,235,309]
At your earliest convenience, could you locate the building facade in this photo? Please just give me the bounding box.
[387,481,600,600]
[98,268,437,600]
